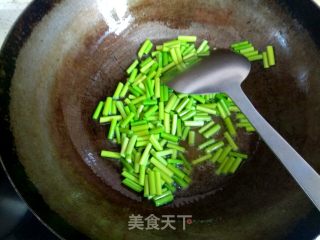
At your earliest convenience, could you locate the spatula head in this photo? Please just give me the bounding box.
[166,49,251,94]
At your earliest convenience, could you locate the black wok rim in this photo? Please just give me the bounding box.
[0,0,319,239]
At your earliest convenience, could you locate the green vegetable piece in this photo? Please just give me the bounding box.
[139,143,152,166]
[266,45,275,66]
[192,154,212,165]
[167,164,186,179]
[154,193,174,207]
[120,137,129,157]
[229,151,248,159]
[184,121,204,127]
[172,175,188,189]
[164,113,170,133]
[205,141,224,153]
[243,50,259,58]
[115,125,121,144]
[159,102,165,120]
[150,126,164,135]
[217,102,227,119]
[101,150,121,159]
[182,44,195,56]
[161,132,179,142]
[148,171,156,195]
[144,105,159,118]
[217,145,232,163]
[153,190,172,201]
[131,95,146,105]
[124,106,131,116]
[178,35,197,42]
[197,40,208,53]
[149,134,163,151]
[134,152,141,173]
[127,60,139,75]
[120,82,130,98]
[128,68,138,83]
[175,97,190,113]
[198,121,215,134]
[191,95,206,104]
[248,54,263,61]
[131,120,148,126]
[188,131,195,146]
[132,124,149,132]
[224,117,237,137]
[143,99,157,106]
[167,143,186,152]
[140,57,152,67]
[165,94,178,113]
[115,101,127,118]
[171,114,178,135]
[239,46,255,54]
[144,40,153,55]
[126,135,138,157]
[198,139,215,150]
[139,165,146,186]
[121,158,134,173]
[136,140,149,147]
[177,119,182,137]
[211,148,223,163]
[183,51,197,61]
[92,101,104,120]
[194,115,211,121]
[172,97,181,111]
[113,82,124,99]
[203,124,221,138]
[141,60,156,73]
[233,43,253,52]
[138,39,152,58]
[150,157,174,177]
[144,177,149,197]
[167,159,184,164]
[108,118,117,140]
[181,110,196,121]
[161,61,176,73]
[231,40,249,48]
[122,178,143,192]
[262,51,269,69]
[219,99,230,116]
[196,105,217,115]
[155,170,162,195]
[102,97,113,116]
[99,115,123,124]
[156,168,173,185]
[224,132,238,151]
[122,171,139,184]
[134,129,149,136]
[121,112,135,128]
[229,157,243,173]
[156,149,175,157]
[215,157,230,175]
[181,127,190,141]
[221,157,236,174]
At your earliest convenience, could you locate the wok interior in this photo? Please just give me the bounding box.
[7,0,320,239]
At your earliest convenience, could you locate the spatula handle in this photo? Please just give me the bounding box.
[227,86,320,211]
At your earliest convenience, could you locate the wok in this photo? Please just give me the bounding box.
[0,0,320,239]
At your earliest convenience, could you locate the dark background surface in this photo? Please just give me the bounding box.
[1,162,319,240]
[0,165,58,240]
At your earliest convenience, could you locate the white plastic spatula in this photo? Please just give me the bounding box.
[166,49,320,211]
